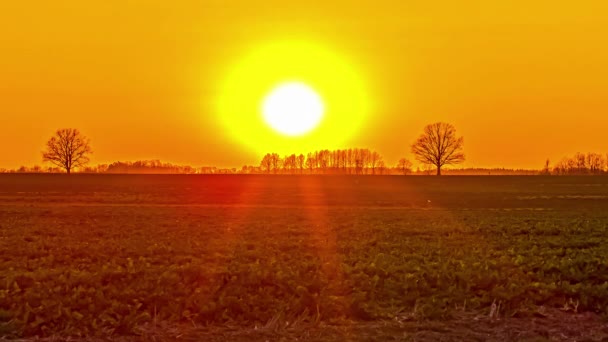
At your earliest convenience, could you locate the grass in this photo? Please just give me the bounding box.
[1,174,607,340]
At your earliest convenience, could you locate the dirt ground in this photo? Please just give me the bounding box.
[109,308,608,342]
[5,310,608,341]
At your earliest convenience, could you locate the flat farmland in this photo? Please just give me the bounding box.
[1,175,608,341]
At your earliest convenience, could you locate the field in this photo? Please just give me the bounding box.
[1,174,608,341]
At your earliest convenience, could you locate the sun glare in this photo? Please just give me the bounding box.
[217,40,369,154]
[262,82,325,136]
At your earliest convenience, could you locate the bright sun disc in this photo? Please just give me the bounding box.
[216,40,370,155]
[262,82,324,136]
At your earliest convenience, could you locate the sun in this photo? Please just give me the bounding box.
[262,82,325,136]
[216,40,370,154]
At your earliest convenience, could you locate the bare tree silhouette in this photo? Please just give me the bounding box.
[369,151,382,175]
[305,153,315,174]
[296,154,305,174]
[318,150,330,174]
[397,158,413,175]
[283,154,297,174]
[411,122,465,176]
[260,153,282,174]
[587,153,604,174]
[260,153,273,174]
[42,128,92,174]
[270,153,281,174]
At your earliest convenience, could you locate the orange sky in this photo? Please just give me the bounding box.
[1,1,607,170]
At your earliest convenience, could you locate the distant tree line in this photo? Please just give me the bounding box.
[259,148,389,175]
[2,161,235,175]
[550,152,608,175]
[0,164,544,175]
[100,160,199,174]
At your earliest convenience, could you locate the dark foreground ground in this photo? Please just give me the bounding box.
[1,174,608,341]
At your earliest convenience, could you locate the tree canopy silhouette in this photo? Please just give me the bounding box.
[411,122,465,176]
[42,128,92,174]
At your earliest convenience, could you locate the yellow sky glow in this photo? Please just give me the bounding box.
[217,40,368,155]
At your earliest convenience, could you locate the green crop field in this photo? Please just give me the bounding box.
[1,175,607,340]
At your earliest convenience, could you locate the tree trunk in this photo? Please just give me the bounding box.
[436,166,441,176]
[66,168,71,174]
